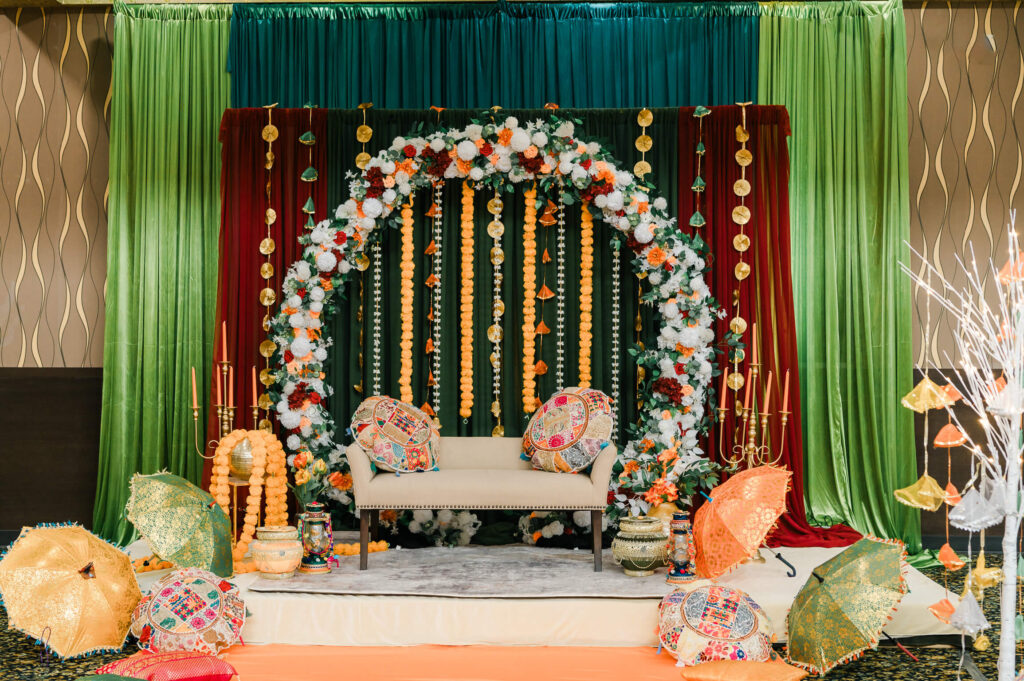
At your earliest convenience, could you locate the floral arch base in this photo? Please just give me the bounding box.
[269,111,725,518]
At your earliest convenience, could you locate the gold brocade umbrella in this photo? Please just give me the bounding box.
[900,376,955,412]
[125,472,233,577]
[0,524,141,658]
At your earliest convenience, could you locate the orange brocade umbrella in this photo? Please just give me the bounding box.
[692,466,792,579]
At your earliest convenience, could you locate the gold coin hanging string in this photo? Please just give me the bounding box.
[729,102,754,412]
[259,105,279,429]
[355,103,373,169]
[635,108,653,178]
[488,186,505,436]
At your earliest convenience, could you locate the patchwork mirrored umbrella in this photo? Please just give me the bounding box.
[125,472,233,577]
[786,537,911,675]
[0,524,141,658]
[692,465,795,579]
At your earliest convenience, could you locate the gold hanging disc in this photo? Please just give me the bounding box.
[257,393,273,410]
[265,208,277,225]
[356,124,373,143]
[635,134,653,152]
[487,220,505,238]
[733,234,751,252]
[259,287,277,306]
[734,262,751,280]
[354,253,370,271]
[487,324,503,342]
[260,368,275,386]
[637,108,654,127]
[735,149,753,167]
[259,237,276,255]
[262,314,271,333]
[259,339,278,358]
[733,178,751,197]
[261,124,279,142]
[727,371,745,391]
[729,316,748,335]
[355,152,371,169]
[491,424,505,437]
[735,125,750,143]
[260,262,275,279]
[634,160,652,177]
[490,246,505,265]
[732,205,751,225]
[493,299,505,316]
[487,198,504,215]
[258,418,274,432]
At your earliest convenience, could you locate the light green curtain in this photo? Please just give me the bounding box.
[95,2,230,543]
[758,0,918,550]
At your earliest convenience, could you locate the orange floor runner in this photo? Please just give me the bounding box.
[222,644,678,681]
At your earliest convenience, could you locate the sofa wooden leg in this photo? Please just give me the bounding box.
[370,509,380,542]
[591,510,602,572]
[359,510,370,570]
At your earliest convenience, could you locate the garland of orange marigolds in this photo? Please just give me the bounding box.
[398,196,416,404]
[579,203,594,387]
[522,184,539,413]
[459,181,475,418]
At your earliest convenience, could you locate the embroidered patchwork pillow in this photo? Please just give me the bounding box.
[130,568,245,656]
[351,396,440,473]
[522,387,613,473]
[93,651,237,681]
[658,583,776,667]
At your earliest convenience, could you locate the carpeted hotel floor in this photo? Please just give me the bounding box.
[0,566,1007,680]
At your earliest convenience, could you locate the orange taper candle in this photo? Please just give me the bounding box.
[228,366,234,408]
[251,366,258,408]
[191,367,198,410]
[221,321,227,362]
[719,370,727,411]
[782,370,791,413]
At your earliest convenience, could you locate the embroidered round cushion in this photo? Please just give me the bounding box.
[658,583,775,666]
[522,387,613,473]
[130,568,245,656]
[351,396,439,473]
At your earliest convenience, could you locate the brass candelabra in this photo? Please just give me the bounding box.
[716,359,791,471]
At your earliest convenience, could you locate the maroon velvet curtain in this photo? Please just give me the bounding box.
[206,109,328,490]
[678,105,859,547]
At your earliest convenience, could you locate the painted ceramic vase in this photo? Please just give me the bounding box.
[611,516,669,577]
[250,525,303,579]
[298,501,333,574]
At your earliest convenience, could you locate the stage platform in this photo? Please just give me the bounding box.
[131,541,957,647]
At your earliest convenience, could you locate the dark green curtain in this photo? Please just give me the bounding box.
[323,109,680,441]
[96,2,231,543]
[758,0,918,550]
[228,2,759,109]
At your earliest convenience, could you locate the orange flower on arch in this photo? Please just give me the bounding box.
[647,246,667,267]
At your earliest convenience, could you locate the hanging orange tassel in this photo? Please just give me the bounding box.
[537,284,555,300]
[542,248,552,264]
[535,320,551,335]
[420,402,436,417]
[425,273,439,287]
[424,239,438,255]
[534,360,549,375]
[425,204,440,218]
[427,308,434,322]
[427,371,436,387]
[539,212,557,227]
[425,338,435,354]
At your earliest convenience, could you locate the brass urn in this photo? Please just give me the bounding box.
[611,516,669,577]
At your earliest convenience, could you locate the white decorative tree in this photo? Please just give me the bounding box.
[903,217,1022,681]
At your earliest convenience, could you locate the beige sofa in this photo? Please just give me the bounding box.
[347,436,617,571]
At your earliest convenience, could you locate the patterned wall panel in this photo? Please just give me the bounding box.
[0,8,111,368]
[907,0,1024,366]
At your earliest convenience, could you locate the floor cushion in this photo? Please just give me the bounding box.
[351,396,440,473]
[522,387,612,473]
[93,650,237,681]
[678,660,807,681]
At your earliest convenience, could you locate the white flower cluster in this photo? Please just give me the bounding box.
[269,113,719,515]
[408,509,481,547]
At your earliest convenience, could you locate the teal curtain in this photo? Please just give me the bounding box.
[228,2,759,109]
[95,2,231,543]
[758,0,918,550]
[323,109,676,440]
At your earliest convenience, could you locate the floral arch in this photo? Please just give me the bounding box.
[269,112,723,517]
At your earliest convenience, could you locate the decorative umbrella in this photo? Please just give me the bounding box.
[786,537,909,674]
[0,524,141,658]
[893,472,945,511]
[901,375,955,412]
[125,472,233,577]
[692,465,792,579]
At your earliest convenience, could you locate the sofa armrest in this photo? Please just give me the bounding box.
[588,443,617,505]
[346,442,375,507]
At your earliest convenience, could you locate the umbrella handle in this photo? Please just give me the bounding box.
[773,551,797,578]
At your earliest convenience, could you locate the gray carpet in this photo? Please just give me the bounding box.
[250,545,674,598]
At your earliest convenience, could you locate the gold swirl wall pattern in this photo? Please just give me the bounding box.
[0,8,112,368]
[906,0,1024,367]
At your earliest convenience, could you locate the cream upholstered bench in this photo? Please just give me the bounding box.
[347,436,617,571]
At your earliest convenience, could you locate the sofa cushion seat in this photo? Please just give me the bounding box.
[354,467,605,510]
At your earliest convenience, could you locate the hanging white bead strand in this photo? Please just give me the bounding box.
[371,239,383,396]
[432,181,444,417]
[610,242,622,434]
[555,190,567,391]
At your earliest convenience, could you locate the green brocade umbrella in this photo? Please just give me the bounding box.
[125,472,232,577]
[786,537,909,675]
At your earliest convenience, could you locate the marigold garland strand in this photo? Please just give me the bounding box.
[579,203,594,387]
[459,181,475,419]
[522,184,539,414]
[398,195,415,404]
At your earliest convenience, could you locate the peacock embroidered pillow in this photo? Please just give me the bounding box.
[351,396,440,474]
[522,387,613,473]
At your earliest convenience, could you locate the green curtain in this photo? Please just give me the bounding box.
[227,2,760,109]
[95,2,231,543]
[323,109,677,440]
[758,0,918,550]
